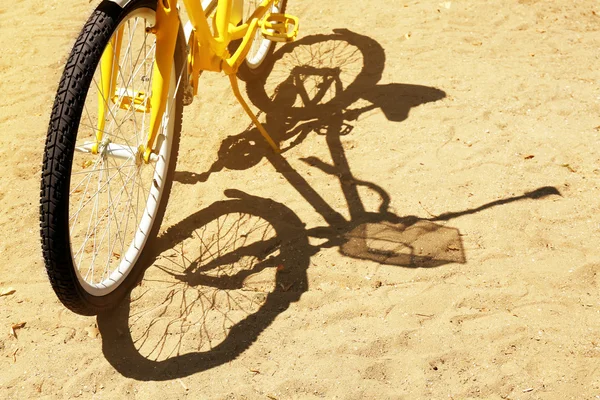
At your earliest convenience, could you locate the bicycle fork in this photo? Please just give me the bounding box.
[93,0,179,163]
[94,26,124,155]
[144,0,180,163]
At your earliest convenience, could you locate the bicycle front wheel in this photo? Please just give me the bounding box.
[40,0,185,315]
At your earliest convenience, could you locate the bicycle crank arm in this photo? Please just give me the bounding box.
[75,142,159,162]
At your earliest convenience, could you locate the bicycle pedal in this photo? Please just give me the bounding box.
[259,13,299,42]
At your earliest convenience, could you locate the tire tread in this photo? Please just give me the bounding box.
[40,0,183,315]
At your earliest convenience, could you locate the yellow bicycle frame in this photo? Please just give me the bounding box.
[97,0,298,162]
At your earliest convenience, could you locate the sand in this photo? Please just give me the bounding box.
[1,0,600,398]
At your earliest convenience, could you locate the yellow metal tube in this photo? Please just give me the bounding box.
[182,0,214,49]
[95,26,124,153]
[215,0,231,45]
[222,0,275,73]
[224,17,260,73]
[181,0,224,71]
[144,0,180,162]
[228,22,249,41]
[230,0,243,25]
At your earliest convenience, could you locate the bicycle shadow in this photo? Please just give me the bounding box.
[97,29,561,380]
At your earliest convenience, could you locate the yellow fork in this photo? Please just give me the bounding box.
[143,0,180,162]
[94,26,124,154]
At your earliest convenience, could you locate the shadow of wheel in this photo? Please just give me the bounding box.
[246,28,385,118]
[97,190,311,380]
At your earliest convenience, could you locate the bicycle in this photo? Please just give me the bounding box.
[39,0,299,315]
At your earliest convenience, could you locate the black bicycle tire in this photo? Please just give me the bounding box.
[40,0,185,315]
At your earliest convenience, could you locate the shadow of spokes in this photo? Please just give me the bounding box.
[98,190,312,380]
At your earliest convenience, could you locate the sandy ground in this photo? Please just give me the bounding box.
[2,0,600,398]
